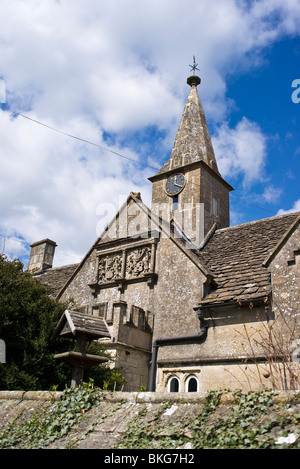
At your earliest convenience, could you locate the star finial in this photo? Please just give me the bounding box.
[189,55,200,75]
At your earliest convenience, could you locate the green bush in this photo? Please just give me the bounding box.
[0,255,70,390]
[0,255,126,391]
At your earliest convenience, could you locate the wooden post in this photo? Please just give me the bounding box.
[71,363,84,388]
[71,333,87,388]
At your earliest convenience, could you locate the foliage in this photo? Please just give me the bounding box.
[189,389,300,449]
[0,381,102,449]
[0,388,299,449]
[190,389,274,449]
[0,255,70,390]
[117,402,176,449]
[83,341,126,391]
[0,255,126,391]
[116,389,300,449]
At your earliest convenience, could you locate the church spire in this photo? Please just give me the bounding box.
[155,65,219,176]
[149,63,233,241]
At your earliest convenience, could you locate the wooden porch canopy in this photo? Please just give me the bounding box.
[53,310,111,340]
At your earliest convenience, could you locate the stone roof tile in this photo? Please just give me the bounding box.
[198,212,299,306]
[34,263,79,298]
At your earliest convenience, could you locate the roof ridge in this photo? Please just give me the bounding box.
[215,211,300,233]
[50,262,79,270]
[35,262,79,274]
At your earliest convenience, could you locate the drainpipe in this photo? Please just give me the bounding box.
[149,311,208,392]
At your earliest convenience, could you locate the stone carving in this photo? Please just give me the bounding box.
[126,247,151,278]
[96,244,154,287]
[98,253,122,284]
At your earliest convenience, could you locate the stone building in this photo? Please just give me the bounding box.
[28,72,300,392]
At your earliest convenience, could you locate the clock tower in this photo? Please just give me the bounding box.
[149,72,234,246]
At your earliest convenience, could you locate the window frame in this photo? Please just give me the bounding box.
[167,375,180,392]
[185,374,199,392]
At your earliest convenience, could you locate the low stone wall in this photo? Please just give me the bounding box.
[0,390,299,449]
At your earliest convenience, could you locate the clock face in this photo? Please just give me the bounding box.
[165,173,186,196]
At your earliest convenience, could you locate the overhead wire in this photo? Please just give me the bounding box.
[12,111,276,214]
[15,111,160,172]
[1,109,278,258]
[228,193,274,214]
[1,109,160,260]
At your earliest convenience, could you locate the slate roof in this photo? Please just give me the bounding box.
[34,263,79,297]
[197,212,300,306]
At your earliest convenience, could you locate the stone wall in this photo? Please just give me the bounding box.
[154,300,282,392]
[0,390,299,449]
[104,343,151,391]
[199,164,231,235]
[265,218,300,388]
[152,237,206,343]
[268,219,300,319]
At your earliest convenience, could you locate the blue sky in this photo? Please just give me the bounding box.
[0,0,299,267]
[223,36,300,223]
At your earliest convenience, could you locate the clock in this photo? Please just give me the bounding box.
[165,173,186,196]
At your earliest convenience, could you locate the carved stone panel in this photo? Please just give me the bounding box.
[98,253,123,284]
[90,240,157,293]
[125,246,151,279]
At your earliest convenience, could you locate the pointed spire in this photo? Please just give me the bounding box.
[155,68,219,176]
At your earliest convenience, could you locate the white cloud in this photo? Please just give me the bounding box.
[277,199,300,215]
[262,185,283,203]
[2,1,300,125]
[0,110,152,265]
[212,117,268,187]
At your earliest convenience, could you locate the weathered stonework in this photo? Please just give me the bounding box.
[28,239,57,273]
[265,216,300,318]
[31,74,300,394]
[155,77,218,175]
[1,391,299,449]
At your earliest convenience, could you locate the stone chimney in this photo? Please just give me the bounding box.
[27,239,57,273]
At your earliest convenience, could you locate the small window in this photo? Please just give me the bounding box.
[168,376,180,392]
[185,375,199,392]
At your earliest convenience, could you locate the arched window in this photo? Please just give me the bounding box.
[167,375,180,392]
[185,375,199,392]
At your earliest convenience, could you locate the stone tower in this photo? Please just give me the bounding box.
[149,73,233,246]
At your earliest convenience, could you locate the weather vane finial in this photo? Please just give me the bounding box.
[189,55,200,75]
